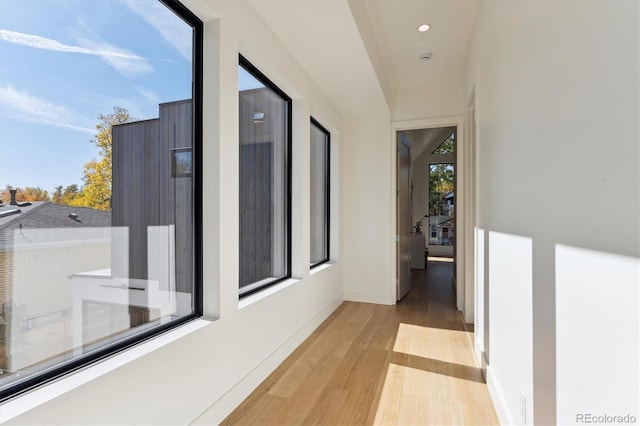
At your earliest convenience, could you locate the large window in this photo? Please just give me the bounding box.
[0,0,202,400]
[238,56,291,296]
[310,118,330,267]
[428,132,455,246]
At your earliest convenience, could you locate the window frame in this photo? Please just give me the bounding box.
[0,0,203,402]
[238,54,292,298]
[309,116,330,268]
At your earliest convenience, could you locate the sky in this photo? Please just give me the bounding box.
[0,0,194,194]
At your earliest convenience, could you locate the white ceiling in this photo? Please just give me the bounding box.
[362,0,481,92]
[402,126,456,162]
[247,0,389,116]
[248,0,482,117]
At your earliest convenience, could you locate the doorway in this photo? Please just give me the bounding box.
[395,126,457,302]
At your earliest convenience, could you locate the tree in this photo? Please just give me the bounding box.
[432,133,455,154]
[53,184,80,205]
[75,106,133,211]
[0,185,51,203]
[52,186,63,204]
[22,186,51,202]
[428,164,454,216]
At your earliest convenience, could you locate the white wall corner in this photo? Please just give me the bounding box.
[343,290,394,306]
[191,297,343,425]
[487,365,514,426]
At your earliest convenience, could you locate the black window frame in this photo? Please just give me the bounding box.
[309,117,330,268]
[238,55,292,298]
[0,0,203,402]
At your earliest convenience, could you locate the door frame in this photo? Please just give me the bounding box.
[396,135,412,301]
[390,116,474,320]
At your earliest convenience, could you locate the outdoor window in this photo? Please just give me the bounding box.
[310,118,330,267]
[172,148,193,178]
[0,0,202,400]
[238,56,291,296]
[428,132,455,246]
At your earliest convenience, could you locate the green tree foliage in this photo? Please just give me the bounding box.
[432,133,455,154]
[429,164,454,216]
[0,185,51,203]
[74,106,133,211]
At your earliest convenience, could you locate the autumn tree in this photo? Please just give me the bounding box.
[52,184,80,205]
[0,185,51,203]
[74,106,133,211]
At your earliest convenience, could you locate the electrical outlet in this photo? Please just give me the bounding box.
[520,389,526,423]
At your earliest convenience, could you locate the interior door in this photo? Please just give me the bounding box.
[397,137,411,300]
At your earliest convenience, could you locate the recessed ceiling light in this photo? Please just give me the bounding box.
[419,52,433,62]
[417,23,430,32]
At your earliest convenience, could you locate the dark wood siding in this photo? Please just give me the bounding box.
[238,88,286,288]
[239,142,272,287]
[159,100,193,295]
[112,119,160,281]
[111,100,193,296]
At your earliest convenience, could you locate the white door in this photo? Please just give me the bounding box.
[397,138,411,300]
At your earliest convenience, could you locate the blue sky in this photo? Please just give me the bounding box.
[0,0,193,194]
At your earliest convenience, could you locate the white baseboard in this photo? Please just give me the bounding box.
[343,289,394,305]
[474,337,482,366]
[191,297,343,425]
[486,365,513,426]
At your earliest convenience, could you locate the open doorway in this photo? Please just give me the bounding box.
[395,126,457,302]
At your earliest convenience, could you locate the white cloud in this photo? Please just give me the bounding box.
[122,0,192,61]
[135,87,160,105]
[0,29,152,76]
[0,84,95,134]
[75,36,153,76]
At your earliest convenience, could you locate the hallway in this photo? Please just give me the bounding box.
[222,261,498,425]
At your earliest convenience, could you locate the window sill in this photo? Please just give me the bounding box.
[310,261,334,275]
[239,277,300,310]
[0,318,212,423]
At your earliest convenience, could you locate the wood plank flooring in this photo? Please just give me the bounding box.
[222,261,499,425]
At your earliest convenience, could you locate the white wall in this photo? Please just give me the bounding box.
[392,81,463,122]
[556,245,639,425]
[466,1,640,424]
[2,1,345,424]
[342,115,394,305]
[487,231,533,425]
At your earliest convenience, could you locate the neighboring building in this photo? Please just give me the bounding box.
[428,215,454,246]
[238,87,287,287]
[0,198,110,374]
[111,92,283,291]
[111,99,193,299]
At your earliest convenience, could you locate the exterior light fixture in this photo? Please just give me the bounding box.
[253,112,265,124]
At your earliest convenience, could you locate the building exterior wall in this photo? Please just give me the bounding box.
[112,100,193,293]
[1,236,110,372]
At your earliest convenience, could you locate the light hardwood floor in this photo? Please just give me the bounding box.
[222,261,499,425]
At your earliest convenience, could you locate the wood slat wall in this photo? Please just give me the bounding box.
[112,119,160,281]
[239,88,287,288]
[112,88,288,295]
[112,100,193,295]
